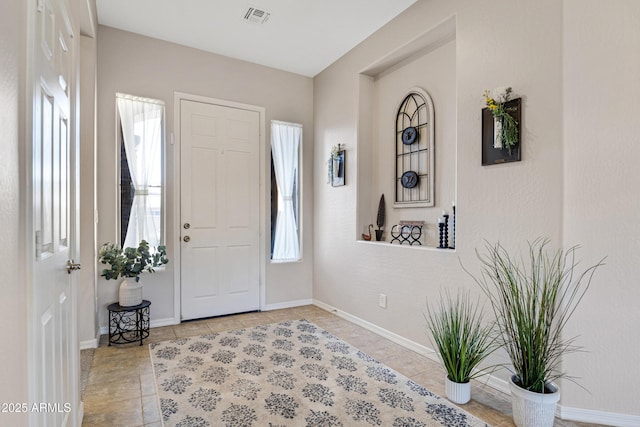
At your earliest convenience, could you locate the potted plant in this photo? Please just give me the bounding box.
[483,87,519,153]
[327,144,342,183]
[425,290,496,404]
[98,240,168,306]
[471,239,604,427]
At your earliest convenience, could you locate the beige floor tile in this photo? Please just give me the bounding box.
[140,372,158,396]
[83,395,143,427]
[86,362,139,388]
[144,325,177,344]
[141,394,161,424]
[82,305,601,427]
[84,374,141,405]
[205,317,246,332]
[172,321,213,338]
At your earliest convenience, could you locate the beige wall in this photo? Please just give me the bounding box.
[96,26,314,328]
[314,0,638,419]
[561,0,640,416]
[0,0,29,422]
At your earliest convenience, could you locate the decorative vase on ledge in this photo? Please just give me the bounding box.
[119,278,142,307]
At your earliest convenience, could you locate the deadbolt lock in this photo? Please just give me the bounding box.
[184,223,190,229]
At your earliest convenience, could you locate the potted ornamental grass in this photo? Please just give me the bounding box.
[471,238,604,427]
[425,290,497,404]
[98,240,168,306]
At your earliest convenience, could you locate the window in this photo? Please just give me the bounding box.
[116,93,165,248]
[270,120,301,262]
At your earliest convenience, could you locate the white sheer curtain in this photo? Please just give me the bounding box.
[116,94,164,248]
[271,121,301,262]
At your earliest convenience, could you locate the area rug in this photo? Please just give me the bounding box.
[150,319,490,427]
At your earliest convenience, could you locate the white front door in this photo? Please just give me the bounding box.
[30,0,79,425]
[180,99,261,320]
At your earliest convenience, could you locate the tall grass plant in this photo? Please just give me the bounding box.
[471,239,604,393]
[425,291,496,384]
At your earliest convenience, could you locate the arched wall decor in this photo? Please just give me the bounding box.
[395,87,435,208]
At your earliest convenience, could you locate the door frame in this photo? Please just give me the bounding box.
[173,92,266,323]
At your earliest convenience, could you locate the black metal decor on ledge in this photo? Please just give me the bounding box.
[451,204,456,249]
[390,221,425,245]
[437,204,456,249]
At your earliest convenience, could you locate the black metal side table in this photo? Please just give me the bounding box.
[107,300,151,346]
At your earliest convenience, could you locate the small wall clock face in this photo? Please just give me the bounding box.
[402,126,418,145]
[401,171,419,189]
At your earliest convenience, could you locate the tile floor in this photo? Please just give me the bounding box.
[81,305,604,427]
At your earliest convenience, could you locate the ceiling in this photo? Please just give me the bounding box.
[95,0,417,77]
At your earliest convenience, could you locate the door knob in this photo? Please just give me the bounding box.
[66,259,81,274]
[183,236,190,242]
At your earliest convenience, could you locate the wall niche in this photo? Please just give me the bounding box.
[357,17,457,249]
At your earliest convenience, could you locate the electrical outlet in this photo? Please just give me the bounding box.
[379,293,387,309]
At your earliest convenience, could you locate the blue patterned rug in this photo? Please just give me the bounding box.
[150,319,490,427]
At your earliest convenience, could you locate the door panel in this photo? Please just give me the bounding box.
[190,148,218,227]
[30,0,78,424]
[181,100,260,320]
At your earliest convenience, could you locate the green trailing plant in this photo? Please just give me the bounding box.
[98,240,169,282]
[327,143,342,183]
[470,238,604,393]
[484,87,519,154]
[425,291,497,384]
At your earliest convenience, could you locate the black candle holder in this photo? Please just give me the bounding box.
[443,214,449,249]
[438,222,446,249]
[450,205,456,249]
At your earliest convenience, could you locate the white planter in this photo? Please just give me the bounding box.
[445,376,471,404]
[509,376,560,427]
[493,117,503,148]
[119,278,142,307]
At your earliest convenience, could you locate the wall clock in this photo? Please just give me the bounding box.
[395,88,435,208]
[402,126,418,145]
[401,171,419,189]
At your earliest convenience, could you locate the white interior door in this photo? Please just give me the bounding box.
[180,99,261,320]
[30,0,79,425]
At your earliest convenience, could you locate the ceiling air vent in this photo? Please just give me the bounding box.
[244,6,270,24]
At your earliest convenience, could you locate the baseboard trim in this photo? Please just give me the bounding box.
[312,299,636,426]
[79,339,97,350]
[77,400,84,426]
[313,299,441,362]
[262,299,314,312]
[79,329,101,349]
[558,406,640,427]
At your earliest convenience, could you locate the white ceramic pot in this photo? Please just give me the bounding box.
[445,376,471,404]
[509,376,560,427]
[119,277,142,307]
